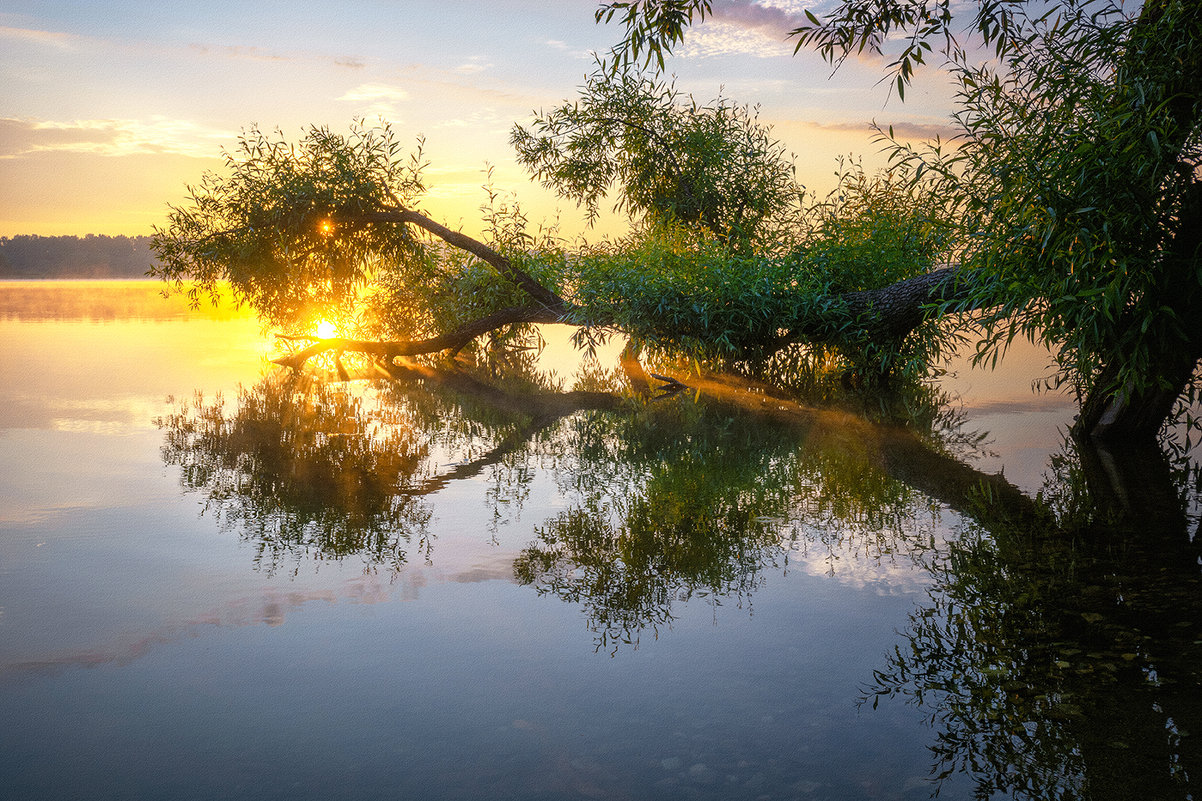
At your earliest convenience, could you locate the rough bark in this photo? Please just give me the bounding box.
[1075,348,1201,441]
[756,264,975,356]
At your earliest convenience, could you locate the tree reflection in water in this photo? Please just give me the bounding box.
[515,395,941,653]
[156,355,621,574]
[158,373,435,573]
[157,352,1201,798]
[866,433,1202,800]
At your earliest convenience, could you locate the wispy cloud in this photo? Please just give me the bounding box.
[670,0,880,62]
[186,41,366,70]
[540,38,595,61]
[187,42,290,62]
[0,24,81,49]
[337,82,411,117]
[670,0,810,58]
[0,117,234,159]
[2,22,365,72]
[806,118,961,141]
[677,22,793,59]
[455,56,494,75]
[434,108,505,131]
[339,83,410,103]
[876,120,962,141]
[709,0,809,35]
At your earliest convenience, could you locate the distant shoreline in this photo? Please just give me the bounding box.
[0,234,157,279]
[0,274,156,280]
[0,276,157,281]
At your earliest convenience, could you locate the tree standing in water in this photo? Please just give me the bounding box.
[597,0,1202,439]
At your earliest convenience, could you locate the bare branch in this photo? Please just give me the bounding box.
[348,208,568,311]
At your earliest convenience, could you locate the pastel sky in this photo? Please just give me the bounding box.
[0,0,959,238]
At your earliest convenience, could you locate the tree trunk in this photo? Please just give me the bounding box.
[1075,177,1202,441]
[302,199,1199,442]
[1075,349,1200,440]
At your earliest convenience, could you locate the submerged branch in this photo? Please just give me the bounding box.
[377,360,622,497]
[672,368,1044,530]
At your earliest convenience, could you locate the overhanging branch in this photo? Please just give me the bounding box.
[272,264,982,371]
[780,265,975,346]
[349,207,568,311]
[273,304,565,369]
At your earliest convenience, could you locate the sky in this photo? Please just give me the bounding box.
[0,0,960,238]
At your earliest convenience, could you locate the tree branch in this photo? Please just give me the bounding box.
[349,207,568,311]
[270,264,982,371]
[272,304,565,369]
[782,264,974,345]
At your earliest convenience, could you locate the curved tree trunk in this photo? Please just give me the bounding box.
[1075,178,1202,441]
[286,202,1196,443]
[1075,348,1201,441]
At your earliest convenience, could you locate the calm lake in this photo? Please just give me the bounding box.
[1,280,1198,800]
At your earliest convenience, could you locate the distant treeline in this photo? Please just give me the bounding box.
[0,235,158,279]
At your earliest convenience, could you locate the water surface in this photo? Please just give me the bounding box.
[1,281,1196,800]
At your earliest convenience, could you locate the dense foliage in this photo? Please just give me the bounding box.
[597,0,1202,437]
[511,66,803,249]
[894,0,1202,431]
[158,375,433,572]
[566,163,950,373]
[152,122,427,333]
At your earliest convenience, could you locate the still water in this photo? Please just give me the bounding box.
[1,281,1198,800]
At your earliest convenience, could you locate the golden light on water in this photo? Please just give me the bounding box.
[319,220,334,235]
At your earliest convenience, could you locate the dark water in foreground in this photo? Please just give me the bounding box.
[1,281,1198,800]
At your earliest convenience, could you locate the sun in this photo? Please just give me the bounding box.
[315,320,338,339]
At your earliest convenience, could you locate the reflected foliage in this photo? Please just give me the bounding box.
[515,388,953,652]
[157,342,1202,798]
[159,352,980,640]
[867,434,1202,799]
[157,351,621,573]
[158,374,434,573]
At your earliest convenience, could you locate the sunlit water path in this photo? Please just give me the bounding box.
[4,280,1194,800]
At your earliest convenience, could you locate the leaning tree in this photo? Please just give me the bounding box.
[153,0,1200,441]
[152,78,966,393]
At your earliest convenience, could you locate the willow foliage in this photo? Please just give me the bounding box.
[511,65,804,250]
[152,121,428,333]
